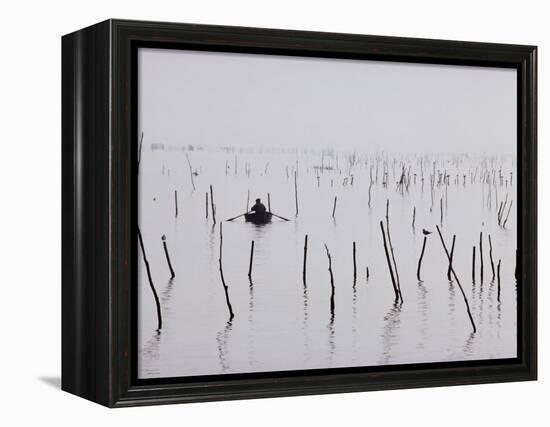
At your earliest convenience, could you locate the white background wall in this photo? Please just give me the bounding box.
[0,0,545,424]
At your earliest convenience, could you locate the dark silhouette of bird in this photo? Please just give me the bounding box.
[422,229,432,235]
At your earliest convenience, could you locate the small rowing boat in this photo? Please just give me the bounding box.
[244,212,273,224]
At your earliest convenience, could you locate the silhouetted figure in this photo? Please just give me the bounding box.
[251,198,266,214]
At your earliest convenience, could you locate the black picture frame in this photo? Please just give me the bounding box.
[62,19,537,407]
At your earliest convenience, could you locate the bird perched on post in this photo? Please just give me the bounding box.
[422,229,432,235]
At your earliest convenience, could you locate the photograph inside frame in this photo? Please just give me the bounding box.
[136,47,517,380]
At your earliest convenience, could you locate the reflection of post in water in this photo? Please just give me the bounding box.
[462,332,476,357]
[477,265,485,328]
[447,280,457,342]
[379,304,402,365]
[141,330,162,377]
[248,276,254,311]
[248,275,256,369]
[416,282,428,350]
[327,317,335,364]
[302,274,310,362]
[160,279,175,306]
[486,278,496,330]
[216,320,233,373]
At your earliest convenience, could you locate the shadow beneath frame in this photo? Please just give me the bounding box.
[38,376,61,389]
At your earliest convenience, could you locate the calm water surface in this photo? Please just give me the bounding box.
[138,148,517,378]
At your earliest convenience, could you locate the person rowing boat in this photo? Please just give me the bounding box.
[250,198,267,214]
[245,198,271,223]
[226,197,290,223]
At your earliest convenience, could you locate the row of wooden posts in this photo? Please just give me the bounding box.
[139,136,511,333]
[147,134,513,226]
[139,206,506,335]
[172,174,512,235]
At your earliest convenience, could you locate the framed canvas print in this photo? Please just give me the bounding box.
[62,19,537,407]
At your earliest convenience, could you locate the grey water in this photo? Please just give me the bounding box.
[138,148,516,379]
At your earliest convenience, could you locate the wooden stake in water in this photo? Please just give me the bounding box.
[499,194,509,225]
[248,240,255,278]
[368,168,373,208]
[267,193,271,212]
[332,196,337,218]
[472,246,476,283]
[436,226,477,333]
[497,259,502,302]
[503,200,513,228]
[174,190,178,218]
[352,241,357,284]
[218,223,234,320]
[324,243,335,320]
[380,221,399,304]
[479,231,484,283]
[137,131,144,175]
[515,249,518,281]
[303,234,308,286]
[294,170,299,216]
[210,185,216,225]
[205,192,209,219]
[385,200,402,303]
[488,234,495,280]
[185,152,196,191]
[417,236,427,282]
[137,227,162,331]
[447,235,456,281]
[412,206,416,229]
[161,235,175,280]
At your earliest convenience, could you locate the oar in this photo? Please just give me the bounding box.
[226,212,249,222]
[271,212,290,221]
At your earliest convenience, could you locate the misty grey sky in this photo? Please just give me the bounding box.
[138,47,516,154]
